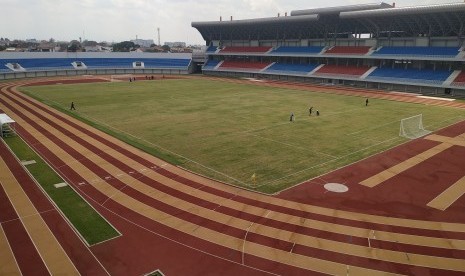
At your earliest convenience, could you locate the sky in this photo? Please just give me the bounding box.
[0,0,459,45]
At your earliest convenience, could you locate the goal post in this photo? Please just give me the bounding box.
[399,114,431,139]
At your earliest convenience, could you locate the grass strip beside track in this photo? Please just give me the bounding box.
[3,135,119,245]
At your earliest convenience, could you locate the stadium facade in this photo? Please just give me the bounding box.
[192,2,465,96]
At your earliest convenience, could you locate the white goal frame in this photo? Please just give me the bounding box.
[399,114,431,139]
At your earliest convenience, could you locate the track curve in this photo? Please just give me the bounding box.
[1,76,465,275]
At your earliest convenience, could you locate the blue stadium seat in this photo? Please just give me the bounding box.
[265,63,319,75]
[372,47,460,57]
[366,67,452,84]
[0,58,74,70]
[202,59,221,69]
[206,46,218,53]
[270,46,324,54]
[0,58,191,71]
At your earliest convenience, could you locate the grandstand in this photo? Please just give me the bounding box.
[192,2,465,96]
[0,52,193,79]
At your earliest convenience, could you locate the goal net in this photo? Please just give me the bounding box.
[399,114,431,139]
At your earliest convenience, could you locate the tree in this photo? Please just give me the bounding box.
[162,44,170,52]
[112,41,136,52]
[67,40,81,52]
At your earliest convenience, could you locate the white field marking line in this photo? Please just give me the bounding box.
[424,115,465,130]
[101,185,128,207]
[263,136,400,187]
[264,210,273,219]
[0,224,22,274]
[14,132,122,251]
[1,209,56,225]
[1,136,99,248]
[346,120,400,136]
[212,193,239,212]
[245,132,337,159]
[26,143,121,272]
[70,185,281,276]
[241,208,272,264]
[314,106,366,118]
[242,221,255,265]
[290,242,296,253]
[240,121,290,134]
[97,165,149,207]
[189,184,208,195]
[276,117,465,194]
[0,166,77,276]
[23,92,249,187]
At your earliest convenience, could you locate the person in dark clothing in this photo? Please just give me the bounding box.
[316,110,320,116]
[290,112,295,122]
[309,106,313,116]
[366,98,369,106]
[70,102,76,110]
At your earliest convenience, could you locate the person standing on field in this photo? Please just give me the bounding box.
[70,102,76,110]
[366,98,369,106]
[309,106,313,116]
[290,112,295,122]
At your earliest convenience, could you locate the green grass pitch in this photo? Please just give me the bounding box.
[21,77,465,194]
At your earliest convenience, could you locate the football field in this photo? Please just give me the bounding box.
[21,77,465,193]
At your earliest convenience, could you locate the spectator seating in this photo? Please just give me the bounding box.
[366,67,452,84]
[219,46,272,54]
[372,47,461,57]
[324,46,372,55]
[265,63,320,75]
[314,65,371,76]
[131,58,190,68]
[219,60,271,70]
[270,46,324,55]
[81,58,190,68]
[1,58,74,70]
[0,58,191,71]
[202,59,221,69]
[452,71,465,86]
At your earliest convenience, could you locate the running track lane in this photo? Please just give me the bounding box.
[2,80,464,274]
[0,176,49,275]
[6,85,465,237]
[2,78,464,274]
[3,101,419,275]
[0,140,110,275]
[8,86,456,256]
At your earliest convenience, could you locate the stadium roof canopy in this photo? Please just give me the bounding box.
[192,2,465,43]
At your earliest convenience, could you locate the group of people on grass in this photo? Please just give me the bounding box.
[289,98,369,122]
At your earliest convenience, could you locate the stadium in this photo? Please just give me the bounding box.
[1,2,465,276]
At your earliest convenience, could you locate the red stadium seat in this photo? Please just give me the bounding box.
[454,71,465,84]
[219,47,272,54]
